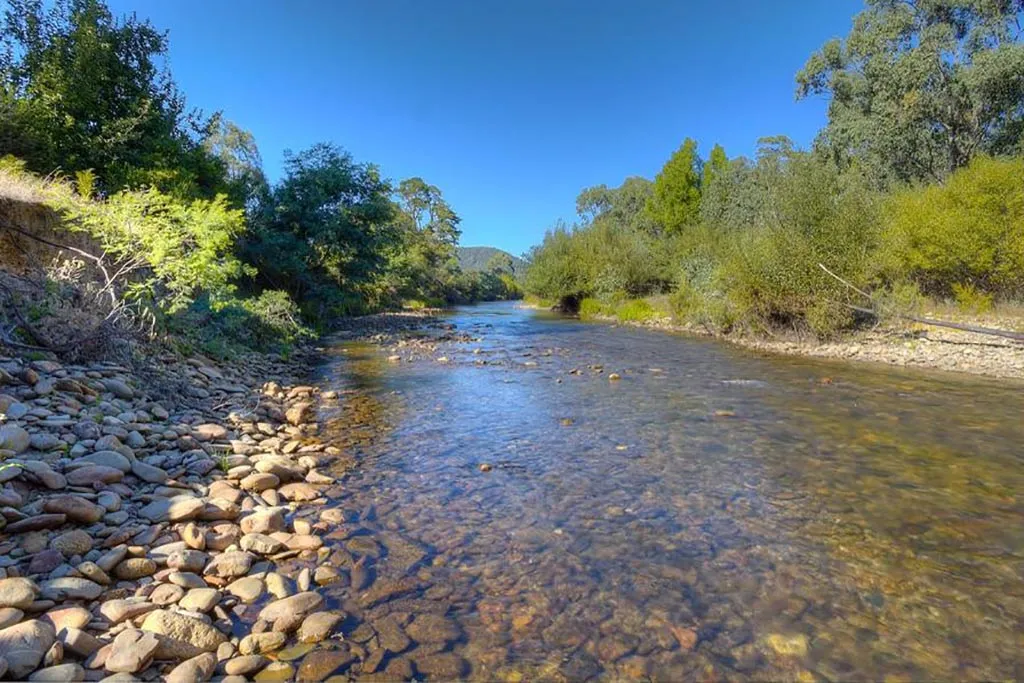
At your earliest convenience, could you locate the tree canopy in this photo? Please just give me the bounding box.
[797,0,1024,183]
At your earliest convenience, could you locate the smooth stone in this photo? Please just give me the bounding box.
[0,607,24,629]
[0,425,30,453]
[58,627,104,657]
[165,549,210,573]
[41,606,90,632]
[412,653,469,679]
[238,631,286,656]
[27,662,85,682]
[39,578,103,601]
[113,558,156,580]
[296,647,355,681]
[258,592,323,623]
[277,483,319,502]
[101,379,134,399]
[76,451,130,473]
[42,496,105,524]
[178,588,221,613]
[223,654,267,676]
[239,508,286,535]
[50,530,93,557]
[203,552,254,579]
[150,583,186,606]
[130,460,168,484]
[405,613,461,643]
[7,514,66,533]
[240,533,285,555]
[298,612,344,644]
[0,577,39,609]
[165,652,217,683]
[168,573,208,589]
[29,550,64,574]
[0,619,56,678]
[225,577,264,603]
[76,561,112,586]
[98,598,157,624]
[65,466,124,486]
[255,661,295,682]
[105,628,159,673]
[140,610,227,652]
[140,497,205,523]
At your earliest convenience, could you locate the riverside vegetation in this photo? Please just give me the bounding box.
[0,0,1022,681]
[524,1,1024,351]
[0,0,518,680]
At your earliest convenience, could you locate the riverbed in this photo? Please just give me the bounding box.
[315,301,1024,681]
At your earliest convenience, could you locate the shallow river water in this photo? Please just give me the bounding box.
[314,301,1024,681]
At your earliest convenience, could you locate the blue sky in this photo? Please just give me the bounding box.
[109,0,862,257]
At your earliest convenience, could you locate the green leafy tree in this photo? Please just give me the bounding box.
[245,143,396,314]
[797,0,1024,183]
[202,114,268,211]
[646,138,703,233]
[701,144,728,191]
[0,0,225,197]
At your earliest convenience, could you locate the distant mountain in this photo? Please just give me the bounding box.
[457,246,527,276]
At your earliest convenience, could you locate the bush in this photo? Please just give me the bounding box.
[168,290,312,357]
[578,298,606,319]
[952,282,994,315]
[882,156,1024,299]
[615,299,658,322]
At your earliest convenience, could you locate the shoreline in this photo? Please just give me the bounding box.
[517,303,1024,381]
[0,341,361,680]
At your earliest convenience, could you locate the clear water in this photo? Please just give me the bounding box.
[316,301,1024,681]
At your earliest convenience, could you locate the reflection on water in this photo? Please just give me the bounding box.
[316,301,1024,681]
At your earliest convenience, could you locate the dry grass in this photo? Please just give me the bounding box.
[0,167,48,205]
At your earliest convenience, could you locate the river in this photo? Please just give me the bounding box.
[314,300,1024,681]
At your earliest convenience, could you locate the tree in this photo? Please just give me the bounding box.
[576,177,656,232]
[202,114,268,211]
[646,138,703,233]
[245,143,396,312]
[396,177,461,247]
[486,252,515,275]
[702,144,728,190]
[0,0,225,197]
[797,0,1024,184]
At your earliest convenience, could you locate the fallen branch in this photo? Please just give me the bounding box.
[819,264,1024,343]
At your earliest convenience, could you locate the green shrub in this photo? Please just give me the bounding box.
[882,156,1024,299]
[615,299,658,322]
[578,297,606,319]
[952,282,994,315]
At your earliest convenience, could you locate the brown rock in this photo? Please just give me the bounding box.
[42,496,105,524]
[105,629,160,673]
[65,466,124,487]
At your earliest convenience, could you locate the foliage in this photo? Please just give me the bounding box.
[457,246,527,276]
[615,299,658,322]
[243,142,397,315]
[45,182,249,313]
[0,0,225,198]
[952,282,994,315]
[881,155,1024,298]
[578,297,606,319]
[646,138,703,233]
[797,0,1024,184]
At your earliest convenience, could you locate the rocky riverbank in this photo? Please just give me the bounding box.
[0,340,377,681]
[537,305,1024,381]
